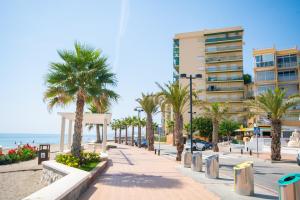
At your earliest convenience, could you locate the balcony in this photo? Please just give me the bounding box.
[282,114,299,121]
[278,62,298,69]
[206,55,242,64]
[207,76,243,82]
[205,45,242,54]
[278,75,298,82]
[208,97,244,102]
[256,61,274,68]
[288,105,300,111]
[205,35,242,44]
[206,66,243,73]
[206,86,244,92]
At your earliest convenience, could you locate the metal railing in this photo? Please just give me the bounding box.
[206,55,243,63]
[207,76,243,82]
[278,75,298,82]
[256,61,274,67]
[205,45,242,53]
[205,35,242,43]
[206,66,243,72]
[278,62,298,68]
[206,86,244,92]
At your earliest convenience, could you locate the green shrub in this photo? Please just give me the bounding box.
[56,152,100,170]
[0,144,37,165]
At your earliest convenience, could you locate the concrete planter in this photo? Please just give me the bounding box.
[23,160,108,200]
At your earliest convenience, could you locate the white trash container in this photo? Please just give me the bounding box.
[191,152,202,172]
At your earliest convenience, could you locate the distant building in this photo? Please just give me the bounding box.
[253,47,300,137]
[173,26,246,126]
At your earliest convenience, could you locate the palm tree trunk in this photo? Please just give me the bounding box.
[172,130,175,146]
[147,114,154,151]
[212,120,219,152]
[271,119,281,161]
[71,92,85,159]
[138,125,141,148]
[114,129,117,143]
[96,124,101,143]
[125,126,128,145]
[131,126,135,146]
[118,129,121,144]
[175,113,184,161]
[101,125,104,142]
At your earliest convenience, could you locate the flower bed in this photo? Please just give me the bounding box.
[55,152,101,171]
[0,144,37,165]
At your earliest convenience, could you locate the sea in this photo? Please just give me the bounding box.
[0,133,115,149]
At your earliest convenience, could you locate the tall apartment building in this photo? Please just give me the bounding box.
[173,26,245,126]
[253,47,300,136]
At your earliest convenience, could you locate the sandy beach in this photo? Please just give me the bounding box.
[0,144,61,200]
[0,142,105,200]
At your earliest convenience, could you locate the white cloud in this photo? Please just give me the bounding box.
[113,0,130,72]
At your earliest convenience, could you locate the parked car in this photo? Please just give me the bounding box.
[193,139,213,150]
[134,138,148,148]
[297,152,300,166]
[185,139,213,151]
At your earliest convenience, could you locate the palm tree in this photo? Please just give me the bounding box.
[123,117,131,145]
[166,120,175,146]
[136,94,158,151]
[111,120,118,143]
[198,102,228,152]
[44,42,117,159]
[88,93,118,143]
[136,117,146,148]
[130,116,138,146]
[247,88,300,161]
[115,119,123,144]
[156,82,190,161]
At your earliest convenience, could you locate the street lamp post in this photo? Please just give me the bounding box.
[134,107,144,148]
[180,73,202,154]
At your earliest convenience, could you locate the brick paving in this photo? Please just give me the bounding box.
[80,144,219,200]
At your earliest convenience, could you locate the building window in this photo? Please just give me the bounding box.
[277,54,297,68]
[256,71,275,81]
[278,70,297,81]
[257,85,275,95]
[255,54,274,67]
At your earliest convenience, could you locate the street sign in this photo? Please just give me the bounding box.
[254,127,260,135]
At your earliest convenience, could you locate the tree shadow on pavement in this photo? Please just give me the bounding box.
[99,172,182,188]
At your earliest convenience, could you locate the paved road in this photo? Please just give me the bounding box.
[155,143,300,193]
[80,144,219,200]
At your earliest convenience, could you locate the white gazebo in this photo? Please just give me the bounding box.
[58,112,112,153]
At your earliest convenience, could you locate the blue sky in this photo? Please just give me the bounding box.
[0,0,300,134]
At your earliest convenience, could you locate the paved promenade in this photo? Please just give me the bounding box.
[80,144,219,200]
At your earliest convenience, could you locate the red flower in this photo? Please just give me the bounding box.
[8,149,16,155]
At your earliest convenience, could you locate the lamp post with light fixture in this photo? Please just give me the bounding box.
[180,73,202,154]
[134,107,144,148]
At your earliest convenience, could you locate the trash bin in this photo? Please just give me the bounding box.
[182,151,192,168]
[205,154,219,178]
[191,152,202,172]
[233,161,254,196]
[38,144,50,165]
[278,173,300,200]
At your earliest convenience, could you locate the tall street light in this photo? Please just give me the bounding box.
[180,73,202,154]
[134,107,144,148]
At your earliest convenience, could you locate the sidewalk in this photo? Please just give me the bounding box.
[80,144,219,200]
[219,144,298,163]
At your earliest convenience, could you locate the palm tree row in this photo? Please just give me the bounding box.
[110,117,146,147]
[139,79,300,161]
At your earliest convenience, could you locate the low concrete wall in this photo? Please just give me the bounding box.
[23,160,107,200]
